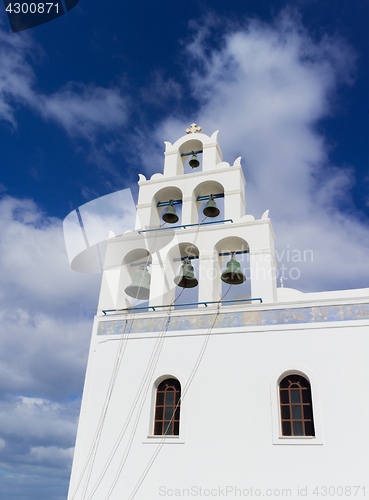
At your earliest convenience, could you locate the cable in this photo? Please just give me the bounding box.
[75,209,227,499]
[85,290,177,500]
[127,285,232,499]
[72,223,165,500]
[87,219,207,498]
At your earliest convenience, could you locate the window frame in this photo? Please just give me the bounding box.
[270,367,323,445]
[153,378,181,437]
[143,373,186,444]
[279,374,315,437]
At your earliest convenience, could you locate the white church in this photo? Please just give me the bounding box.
[66,126,369,500]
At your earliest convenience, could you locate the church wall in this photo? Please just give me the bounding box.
[68,302,369,499]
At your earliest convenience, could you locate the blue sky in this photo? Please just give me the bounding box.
[0,0,368,499]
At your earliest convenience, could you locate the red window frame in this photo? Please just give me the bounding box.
[154,378,181,436]
[279,375,315,436]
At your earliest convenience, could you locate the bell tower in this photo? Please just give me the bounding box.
[67,125,369,500]
[67,126,280,500]
[97,125,277,316]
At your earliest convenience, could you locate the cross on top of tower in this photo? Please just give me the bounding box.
[186,123,202,134]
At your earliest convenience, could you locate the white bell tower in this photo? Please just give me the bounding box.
[97,125,277,316]
[67,125,369,500]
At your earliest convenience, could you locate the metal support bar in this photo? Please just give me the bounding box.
[180,149,203,157]
[173,255,199,262]
[137,219,233,234]
[102,297,263,315]
[157,199,182,207]
[129,251,247,265]
[197,193,224,201]
[158,192,224,207]
[219,250,249,256]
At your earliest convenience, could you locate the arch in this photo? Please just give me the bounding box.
[193,180,225,223]
[165,242,200,306]
[118,248,152,306]
[179,138,204,174]
[152,186,183,228]
[214,236,250,304]
[153,377,181,436]
[279,373,315,437]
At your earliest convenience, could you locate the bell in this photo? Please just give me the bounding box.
[221,253,246,285]
[203,194,220,218]
[125,264,151,300]
[189,153,200,169]
[174,258,198,288]
[162,201,179,224]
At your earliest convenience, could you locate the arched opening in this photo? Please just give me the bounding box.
[153,186,183,228]
[179,138,204,175]
[214,236,251,305]
[120,248,152,307]
[194,180,225,224]
[166,242,200,308]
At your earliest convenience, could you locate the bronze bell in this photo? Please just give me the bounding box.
[174,258,198,288]
[125,263,151,300]
[203,194,220,218]
[189,153,200,169]
[162,201,179,224]
[221,253,246,285]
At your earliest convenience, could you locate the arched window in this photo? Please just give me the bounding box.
[279,375,315,436]
[154,378,181,436]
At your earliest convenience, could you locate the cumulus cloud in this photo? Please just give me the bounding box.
[0,26,36,126]
[39,83,129,137]
[0,195,100,497]
[0,196,99,314]
[0,397,78,499]
[0,196,101,397]
[0,28,128,137]
[0,397,77,452]
[151,10,368,292]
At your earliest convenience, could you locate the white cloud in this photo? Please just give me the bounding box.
[0,397,77,445]
[0,28,129,137]
[0,396,78,483]
[0,26,36,126]
[0,195,100,397]
[0,195,99,495]
[29,445,74,466]
[0,196,99,310]
[39,83,129,137]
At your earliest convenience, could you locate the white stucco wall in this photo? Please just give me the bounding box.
[68,296,369,500]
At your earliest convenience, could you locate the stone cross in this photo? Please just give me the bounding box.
[186,123,202,134]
